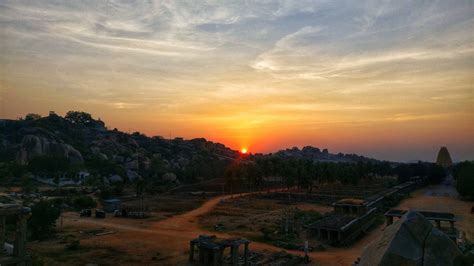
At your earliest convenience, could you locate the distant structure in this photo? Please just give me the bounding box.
[436,146,453,168]
[103,199,122,213]
[189,235,250,265]
[0,203,31,266]
[306,181,417,246]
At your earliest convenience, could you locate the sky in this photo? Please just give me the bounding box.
[0,0,473,162]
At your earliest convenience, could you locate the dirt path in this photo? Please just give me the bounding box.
[63,182,472,265]
[65,190,371,265]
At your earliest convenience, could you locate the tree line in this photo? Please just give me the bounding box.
[224,156,446,193]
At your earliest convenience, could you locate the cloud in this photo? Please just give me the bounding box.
[0,1,473,160]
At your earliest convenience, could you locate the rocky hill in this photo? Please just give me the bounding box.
[0,112,239,185]
[0,111,380,186]
[272,146,377,163]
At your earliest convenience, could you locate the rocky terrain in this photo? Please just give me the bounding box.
[272,146,377,163]
[0,112,239,186]
[0,111,380,187]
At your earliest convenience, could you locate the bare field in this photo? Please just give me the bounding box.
[198,195,333,249]
[27,183,473,266]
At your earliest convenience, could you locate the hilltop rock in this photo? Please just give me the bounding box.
[16,135,83,165]
[274,146,375,163]
[359,211,462,266]
[436,146,453,168]
[108,175,123,183]
[162,172,177,182]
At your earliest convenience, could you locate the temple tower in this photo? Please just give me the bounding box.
[436,146,453,168]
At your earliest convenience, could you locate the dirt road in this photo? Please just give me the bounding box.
[64,182,472,265]
[65,190,374,265]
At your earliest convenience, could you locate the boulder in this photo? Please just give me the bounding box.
[162,172,177,182]
[125,159,139,170]
[15,135,83,165]
[126,170,141,182]
[108,175,123,183]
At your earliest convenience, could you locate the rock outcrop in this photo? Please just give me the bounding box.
[15,135,83,165]
[274,146,376,163]
[359,211,462,266]
[436,146,453,168]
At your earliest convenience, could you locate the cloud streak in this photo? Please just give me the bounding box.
[0,0,473,161]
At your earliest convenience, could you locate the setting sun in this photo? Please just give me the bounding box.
[241,148,248,154]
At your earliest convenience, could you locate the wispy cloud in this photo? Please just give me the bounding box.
[0,0,473,161]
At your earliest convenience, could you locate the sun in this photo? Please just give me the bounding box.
[241,148,248,154]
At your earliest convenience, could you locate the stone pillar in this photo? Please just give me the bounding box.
[327,230,332,242]
[199,247,204,264]
[338,231,342,241]
[213,249,220,266]
[322,229,327,240]
[203,249,209,265]
[0,216,5,255]
[244,243,249,266]
[189,242,195,261]
[386,216,393,226]
[231,245,239,266]
[449,221,455,230]
[14,215,28,263]
[435,220,441,229]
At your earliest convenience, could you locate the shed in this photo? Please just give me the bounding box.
[103,199,121,212]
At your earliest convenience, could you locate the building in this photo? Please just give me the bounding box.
[307,180,418,246]
[189,235,250,266]
[0,203,31,265]
[307,199,377,246]
[103,199,121,212]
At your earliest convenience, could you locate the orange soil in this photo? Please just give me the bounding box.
[61,184,472,265]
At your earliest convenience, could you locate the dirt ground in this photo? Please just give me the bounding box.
[397,185,474,241]
[29,182,473,265]
[198,195,333,249]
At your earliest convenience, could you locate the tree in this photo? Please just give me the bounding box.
[73,196,97,209]
[427,164,445,184]
[65,111,104,127]
[29,200,61,240]
[24,113,42,121]
[28,156,69,175]
[454,161,474,199]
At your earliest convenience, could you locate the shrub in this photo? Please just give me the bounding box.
[454,162,474,199]
[73,196,97,209]
[29,200,61,240]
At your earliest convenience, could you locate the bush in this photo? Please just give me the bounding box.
[66,239,80,250]
[454,162,474,199]
[29,200,61,240]
[73,196,97,209]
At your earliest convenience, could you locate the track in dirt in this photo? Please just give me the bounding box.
[66,189,372,265]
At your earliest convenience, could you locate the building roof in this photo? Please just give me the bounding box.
[384,209,456,221]
[103,199,121,203]
[335,198,365,206]
[306,214,356,231]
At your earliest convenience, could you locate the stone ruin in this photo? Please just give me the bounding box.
[0,203,31,266]
[357,211,462,266]
[189,235,306,265]
[189,235,250,266]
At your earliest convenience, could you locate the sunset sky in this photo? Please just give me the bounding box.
[1,1,473,162]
